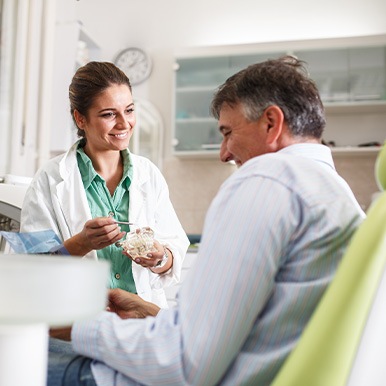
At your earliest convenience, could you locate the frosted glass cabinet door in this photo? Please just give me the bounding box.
[298,48,351,102]
[174,56,227,153]
[295,46,386,103]
[348,46,386,101]
[173,53,285,154]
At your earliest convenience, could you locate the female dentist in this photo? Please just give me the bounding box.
[21,61,189,308]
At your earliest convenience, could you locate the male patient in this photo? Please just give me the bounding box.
[48,56,365,385]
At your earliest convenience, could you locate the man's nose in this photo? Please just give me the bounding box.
[220,141,232,163]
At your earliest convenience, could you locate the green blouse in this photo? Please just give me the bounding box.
[76,145,136,293]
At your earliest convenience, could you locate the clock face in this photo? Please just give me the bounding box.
[114,47,152,85]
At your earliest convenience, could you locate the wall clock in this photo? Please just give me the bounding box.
[114,47,152,85]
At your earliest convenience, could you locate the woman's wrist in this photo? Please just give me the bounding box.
[63,234,92,257]
[150,246,173,274]
[156,246,169,268]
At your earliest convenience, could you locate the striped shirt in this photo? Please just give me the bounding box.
[72,143,365,386]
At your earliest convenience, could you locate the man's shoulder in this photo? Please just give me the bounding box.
[230,150,341,199]
[242,148,332,177]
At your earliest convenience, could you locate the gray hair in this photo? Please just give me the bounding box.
[210,56,326,138]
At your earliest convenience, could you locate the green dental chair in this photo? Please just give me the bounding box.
[271,144,386,386]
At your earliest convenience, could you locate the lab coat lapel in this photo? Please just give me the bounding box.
[57,143,92,237]
[128,156,149,226]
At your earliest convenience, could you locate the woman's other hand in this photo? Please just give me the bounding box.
[64,216,125,256]
[123,240,173,273]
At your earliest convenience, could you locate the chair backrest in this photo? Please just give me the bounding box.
[375,143,386,191]
[271,146,386,386]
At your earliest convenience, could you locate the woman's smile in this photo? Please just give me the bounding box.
[111,131,129,139]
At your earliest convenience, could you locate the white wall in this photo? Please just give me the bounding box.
[74,0,386,49]
[0,0,55,177]
[72,0,386,156]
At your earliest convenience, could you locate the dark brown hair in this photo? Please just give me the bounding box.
[69,61,132,137]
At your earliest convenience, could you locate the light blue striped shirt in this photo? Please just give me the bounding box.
[72,143,365,386]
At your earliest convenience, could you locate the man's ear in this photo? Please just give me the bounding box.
[263,105,285,145]
[74,110,86,129]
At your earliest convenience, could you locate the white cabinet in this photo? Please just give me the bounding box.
[172,35,386,157]
[50,21,100,156]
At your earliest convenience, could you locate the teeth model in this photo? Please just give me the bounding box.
[121,227,157,258]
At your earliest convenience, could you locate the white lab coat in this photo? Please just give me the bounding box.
[21,141,189,308]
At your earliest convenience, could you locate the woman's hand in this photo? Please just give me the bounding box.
[64,217,126,256]
[123,239,163,268]
[107,288,160,318]
[80,217,126,250]
[123,240,173,273]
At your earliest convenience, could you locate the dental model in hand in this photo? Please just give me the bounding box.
[121,227,157,258]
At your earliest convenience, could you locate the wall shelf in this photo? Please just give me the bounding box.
[325,101,386,115]
[331,146,381,157]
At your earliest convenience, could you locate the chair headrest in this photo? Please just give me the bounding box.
[375,144,386,191]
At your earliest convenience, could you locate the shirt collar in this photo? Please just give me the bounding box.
[76,145,134,190]
[278,143,336,171]
[121,148,134,190]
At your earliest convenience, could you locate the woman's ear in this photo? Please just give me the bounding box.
[263,105,285,145]
[73,110,86,129]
